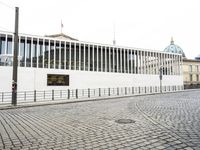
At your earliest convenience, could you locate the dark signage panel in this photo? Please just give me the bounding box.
[47,74,69,86]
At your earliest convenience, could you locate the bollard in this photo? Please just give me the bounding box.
[52,90,54,100]
[145,87,146,93]
[125,87,127,95]
[34,90,36,102]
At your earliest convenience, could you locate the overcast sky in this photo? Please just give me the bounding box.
[0,0,199,59]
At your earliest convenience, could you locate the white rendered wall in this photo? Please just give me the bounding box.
[0,66,183,92]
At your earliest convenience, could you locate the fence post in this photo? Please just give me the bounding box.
[60,90,62,98]
[139,87,140,94]
[88,88,90,98]
[24,91,26,101]
[132,87,134,95]
[2,92,3,102]
[117,87,119,96]
[52,90,54,101]
[68,89,70,99]
[108,88,110,96]
[34,90,36,102]
[99,88,101,97]
[44,91,45,99]
[76,89,78,99]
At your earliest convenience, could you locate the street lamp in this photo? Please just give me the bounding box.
[12,7,19,106]
[159,66,163,93]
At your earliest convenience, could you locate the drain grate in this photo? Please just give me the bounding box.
[115,119,136,124]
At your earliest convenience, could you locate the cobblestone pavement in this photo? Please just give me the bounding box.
[0,90,200,150]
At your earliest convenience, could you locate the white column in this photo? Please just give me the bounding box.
[5,34,7,54]
[83,44,85,71]
[181,55,183,75]
[120,48,122,73]
[18,36,21,66]
[166,54,169,75]
[97,46,99,72]
[177,55,179,75]
[24,36,27,67]
[59,41,61,69]
[88,45,90,71]
[48,40,50,68]
[178,55,181,75]
[172,54,174,75]
[92,45,94,71]
[144,51,146,74]
[117,48,119,73]
[154,52,157,74]
[11,34,14,56]
[54,41,56,69]
[146,51,148,74]
[123,49,126,73]
[42,39,45,68]
[105,47,107,72]
[64,41,66,69]
[133,50,135,74]
[127,49,129,73]
[131,50,133,74]
[74,43,76,70]
[113,47,115,72]
[140,50,142,74]
[108,47,111,72]
[143,51,145,74]
[136,50,139,74]
[79,43,81,70]
[31,37,33,67]
[69,42,71,70]
[101,46,103,72]
[169,54,171,75]
[36,38,39,68]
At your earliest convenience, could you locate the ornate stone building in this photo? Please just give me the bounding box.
[164,38,200,89]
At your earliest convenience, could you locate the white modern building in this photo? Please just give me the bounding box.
[0,30,183,92]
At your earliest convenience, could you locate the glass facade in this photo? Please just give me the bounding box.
[0,32,182,76]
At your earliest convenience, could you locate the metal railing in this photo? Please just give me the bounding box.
[0,85,184,105]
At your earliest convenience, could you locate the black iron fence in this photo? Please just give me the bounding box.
[0,85,183,105]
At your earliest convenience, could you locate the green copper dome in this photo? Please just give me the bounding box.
[164,37,186,57]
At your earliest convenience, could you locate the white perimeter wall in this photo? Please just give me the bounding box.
[0,66,183,92]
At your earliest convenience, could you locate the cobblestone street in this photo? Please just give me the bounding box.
[0,90,200,150]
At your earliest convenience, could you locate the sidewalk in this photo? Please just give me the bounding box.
[0,89,198,110]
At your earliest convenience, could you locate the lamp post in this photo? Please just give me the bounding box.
[12,7,19,106]
[159,66,163,93]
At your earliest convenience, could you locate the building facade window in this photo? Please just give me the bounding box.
[189,65,192,72]
[190,74,193,82]
[0,36,6,55]
[196,65,199,72]
[7,37,13,54]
